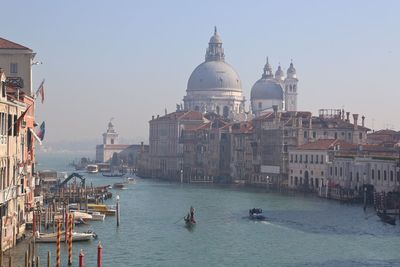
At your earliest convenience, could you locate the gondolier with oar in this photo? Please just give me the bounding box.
[189,206,195,223]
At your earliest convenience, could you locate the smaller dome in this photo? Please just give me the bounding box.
[250,78,283,100]
[287,62,297,77]
[209,26,222,44]
[275,65,285,80]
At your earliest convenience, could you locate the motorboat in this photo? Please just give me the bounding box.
[249,208,265,220]
[113,182,127,189]
[72,211,93,221]
[86,165,98,173]
[35,231,97,243]
[88,211,106,221]
[87,204,116,216]
[126,177,136,184]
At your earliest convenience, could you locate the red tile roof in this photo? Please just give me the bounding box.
[0,37,31,50]
[296,139,355,151]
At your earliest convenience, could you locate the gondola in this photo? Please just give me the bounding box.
[377,211,396,225]
[184,218,196,227]
[102,172,125,177]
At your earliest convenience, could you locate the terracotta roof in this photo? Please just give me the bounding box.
[0,37,31,50]
[296,139,355,151]
[151,110,204,122]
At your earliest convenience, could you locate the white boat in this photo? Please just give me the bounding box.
[126,177,136,184]
[35,231,97,243]
[72,211,93,221]
[86,164,98,173]
[88,211,105,221]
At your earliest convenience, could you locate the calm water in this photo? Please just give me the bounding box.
[36,153,400,267]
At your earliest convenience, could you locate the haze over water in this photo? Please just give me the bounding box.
[36,154,400,266]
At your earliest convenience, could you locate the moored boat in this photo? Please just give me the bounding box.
[88,211,106,221]
[102,172,125,178]
[35,231,97,243]
[87,203,116,216]
[377,211,396,225]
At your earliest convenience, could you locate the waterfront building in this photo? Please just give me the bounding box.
[367,129,400,145]
[0,69,36,251]
[288,139,353,192]
[250,59,298,116]
[95,120,144,168]
[230,121,254,183]
[180,113,231,183]
[327,143,400,193]
[148,111,205,180]
[183,28,245,120]
[0,37,36,95]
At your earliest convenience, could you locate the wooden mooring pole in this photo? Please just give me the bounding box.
[56,220,61,267]
[47,251,51,267]
[116,195,120,227]
[97,242,102,267]
[68,213,73,265]
[79,249,84,267]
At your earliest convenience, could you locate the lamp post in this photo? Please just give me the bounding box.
[266,176,270,191]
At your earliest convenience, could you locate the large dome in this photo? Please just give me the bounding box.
[250,78,283,100]
[187,61,242,92]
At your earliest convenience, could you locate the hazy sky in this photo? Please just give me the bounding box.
[2,0,399,144]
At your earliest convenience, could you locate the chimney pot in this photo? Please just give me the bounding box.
[353,114,359,130]
[346,112,350,122]
[152,115,154,120]
[361,115,365,127]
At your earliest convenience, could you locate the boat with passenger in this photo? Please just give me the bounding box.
[184,206,196,227]
[249,208,265,220]
[113,182,127,189]
[126,177,136,184]
[102,172,125,178]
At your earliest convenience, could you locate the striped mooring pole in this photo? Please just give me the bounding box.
[68,213,73,265]
[65,210,68,244]
[56,220,61,267]
[97,242,103,267]
[79,249,85,267]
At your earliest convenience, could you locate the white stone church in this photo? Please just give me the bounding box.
[182,27,298,119]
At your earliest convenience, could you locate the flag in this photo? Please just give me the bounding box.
[35,79,45,103]
[37,121,45,141]
[16,105,32,135]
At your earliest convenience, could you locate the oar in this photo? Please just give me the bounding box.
[173,217,185,224]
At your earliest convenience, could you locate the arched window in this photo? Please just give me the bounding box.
[223,106,229,118]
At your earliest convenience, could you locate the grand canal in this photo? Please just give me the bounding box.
[36,154,400,266]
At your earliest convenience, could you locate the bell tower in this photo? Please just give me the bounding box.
[103,119,118,145]
[284,61,298,111]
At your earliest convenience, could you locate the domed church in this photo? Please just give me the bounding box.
[183,27,245,119]
[250,58,298,117]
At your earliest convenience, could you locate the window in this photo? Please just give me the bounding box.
[390,171,394,182]
[350,172,353,181]
[340,167,342,177]
[10,63,18,74]
[304,131,308,138]
[372,169,375,180]
[330,167,333,176]
[305,155,308,163]
[378,170,381,180]
[310,155,313,163]
[334,132,338,139]
[312,132,316,138]
[300,155,302,163]
[356,172,359,182]
[384,170,387,181]
[359,133,363,139]
[1,81,5,98]
[295,154,298,163]
[335,167,337,176]
[290,154,293,163]
[258,102,262,109]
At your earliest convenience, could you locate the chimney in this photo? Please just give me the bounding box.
[346,112,350,122]
[353,114,359,130]
[152,115,154,120]
[141,141,144,152]
[309,116,312,129]
[157,115,160,119]
[361,115,365,127]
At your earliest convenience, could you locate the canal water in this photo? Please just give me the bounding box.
[36,153,400,266]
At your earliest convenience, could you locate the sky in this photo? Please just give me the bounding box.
[2,0,400,147]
